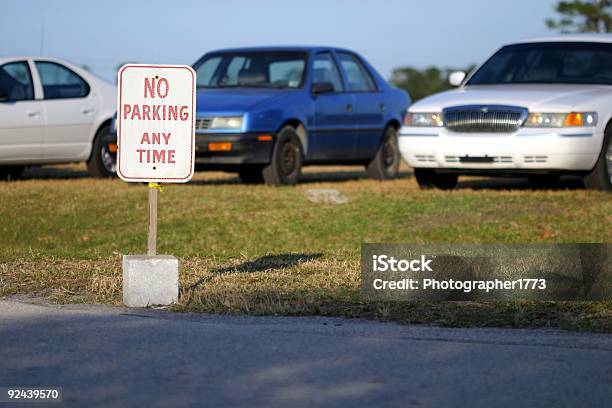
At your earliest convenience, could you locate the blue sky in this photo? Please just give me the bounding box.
[1,0,558,82]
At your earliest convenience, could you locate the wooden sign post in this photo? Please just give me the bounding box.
[117,64,196,307]
[148,184,158,256]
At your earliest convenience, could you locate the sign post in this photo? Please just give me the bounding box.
[117,64,196,307]
[148,185,158,256]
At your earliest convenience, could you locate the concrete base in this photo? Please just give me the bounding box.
[122,255,179,307]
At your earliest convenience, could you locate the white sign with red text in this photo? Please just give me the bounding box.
[117,64,196,182]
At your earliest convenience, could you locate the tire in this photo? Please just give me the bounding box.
[262,126,303,186]
[0,166,24,181]
[414,168,458,190]
[366,126,401,180]
[238,166,264,184]
[583,131,612,191]
[87,124,116,178]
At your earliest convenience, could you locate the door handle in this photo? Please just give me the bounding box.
[380,102,385,112]
[81,108,95,115]
[26,111,40,118]
[346,104,353,113]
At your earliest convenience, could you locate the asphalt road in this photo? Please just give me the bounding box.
[1,299,611,408]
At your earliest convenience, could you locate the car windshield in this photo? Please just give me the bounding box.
[194,51,307,89]
[467,42,612,86]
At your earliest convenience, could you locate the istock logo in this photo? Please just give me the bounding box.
[372,255,433,272]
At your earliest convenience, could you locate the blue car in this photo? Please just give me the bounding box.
[192,47,410,185]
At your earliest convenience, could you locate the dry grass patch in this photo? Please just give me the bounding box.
[2,255,611,332]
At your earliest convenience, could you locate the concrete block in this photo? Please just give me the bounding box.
[123,255,179,307]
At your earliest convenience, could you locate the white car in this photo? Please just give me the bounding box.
[0,56,116,180]
[399,34,612,191]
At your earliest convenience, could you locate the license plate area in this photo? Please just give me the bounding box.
[459,156,495,163]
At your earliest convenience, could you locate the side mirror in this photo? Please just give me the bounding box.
[448,71,467,87]
[0,88,9,102]
[311,82,335,95]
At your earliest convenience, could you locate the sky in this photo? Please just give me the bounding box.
[0,0,559,83]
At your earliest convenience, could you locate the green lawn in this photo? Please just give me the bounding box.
[1,165,611,332]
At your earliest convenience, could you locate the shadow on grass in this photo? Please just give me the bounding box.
[22,165,90,179]
[212,253,323,274]
[457,176,585,191]
[187,176,242,186]
[187,168,414,186]
[18,164,585,191]
[182,253,323,298]
[299,169,413,184]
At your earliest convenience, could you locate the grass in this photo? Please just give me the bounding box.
[0,164,611,332]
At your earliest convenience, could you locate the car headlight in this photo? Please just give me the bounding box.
[403,112,444,127]
[524,112,597,128]
[210,116,244,130]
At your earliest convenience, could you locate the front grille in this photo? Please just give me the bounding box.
[443,105,528,133]
[196,118,212,130]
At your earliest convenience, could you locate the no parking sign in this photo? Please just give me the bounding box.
[117,64,196,183]
[117,64,196,258]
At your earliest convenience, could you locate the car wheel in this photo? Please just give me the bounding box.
[0,166,24,181]
[262,126,303,186]
[583,130,612,191]
[87,124,116,178]
[366,126,400,180]
[414,168,458,190]
[238,166,264,184]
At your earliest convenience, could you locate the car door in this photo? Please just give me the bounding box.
[35,61,96,161]
[310,52,357,161]
[0,60,45,162]
[336,52,385,160]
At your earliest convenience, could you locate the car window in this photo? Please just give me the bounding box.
[468,42,612,85]
[196,56,221,88]
[269,60,304,88]
[194,52,307,89]
[312,52,343,92]
[223,57,248,86]
[0,61,34,101]
[336,52,376,92]
[35,61,89,99]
